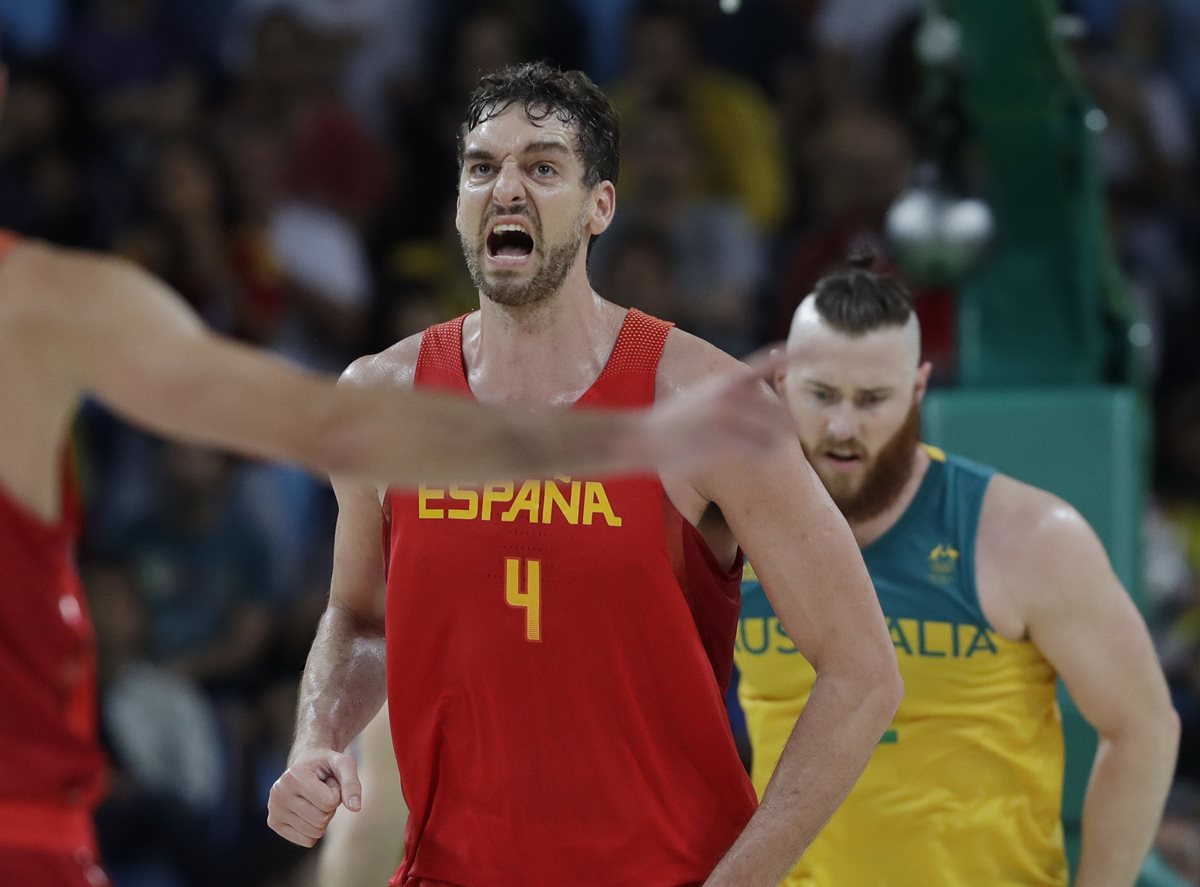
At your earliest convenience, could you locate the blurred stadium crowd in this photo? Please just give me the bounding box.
[1,0,1198,884]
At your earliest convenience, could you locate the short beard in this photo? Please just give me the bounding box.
[462,210,586,308]
[813,401,921,524]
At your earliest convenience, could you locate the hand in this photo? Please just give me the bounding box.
[267,749,362,847]
[641,347,795,475]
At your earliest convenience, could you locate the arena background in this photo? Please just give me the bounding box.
[1,0,1197,884]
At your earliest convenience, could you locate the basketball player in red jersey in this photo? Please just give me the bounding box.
[269,63,903,886]
[0,81,806,887]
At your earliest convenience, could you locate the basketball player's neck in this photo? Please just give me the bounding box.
[466,264,625,407]
[850,445,930,549]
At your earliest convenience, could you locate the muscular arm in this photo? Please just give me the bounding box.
[982,478,1180,887]
[660,339,902,887]
[268,471,390,845]
[34,252,629,484]
[19,247,783,489]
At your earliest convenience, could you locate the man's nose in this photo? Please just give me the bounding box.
[825,405,860,441]
[492,160,527,207]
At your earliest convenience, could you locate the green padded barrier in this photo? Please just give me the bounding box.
[942,0,1133,386]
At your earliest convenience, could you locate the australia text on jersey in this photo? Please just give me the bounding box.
[738,615,998,659]
[417,477,623,526]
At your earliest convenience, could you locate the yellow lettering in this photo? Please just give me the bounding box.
[418,486,445,519]
[446,485,479,520]
[505,557,542,642]
[482,482,514,521]
[502,480,542,523]
[582,482,622,527]
[542,478,581,524]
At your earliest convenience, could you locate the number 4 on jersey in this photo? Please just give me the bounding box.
[504,557,542,642]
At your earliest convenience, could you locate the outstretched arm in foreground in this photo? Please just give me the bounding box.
[26,248,791,487]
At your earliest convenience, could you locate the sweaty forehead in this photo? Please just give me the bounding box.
[789,322,918,389]
[465,104,578,157]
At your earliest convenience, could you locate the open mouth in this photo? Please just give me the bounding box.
[824,450,864,469]
[486,223,535,262]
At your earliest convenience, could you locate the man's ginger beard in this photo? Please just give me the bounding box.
[805,401,921,523]
[462,204,589,308]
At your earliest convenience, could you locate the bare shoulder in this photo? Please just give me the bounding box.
[656,326,748,398]
[980,473,1101,561]
[340,332,425,392]
[978,473,1112,633]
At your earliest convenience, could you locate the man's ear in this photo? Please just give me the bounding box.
[915,360,933,402]
[588,181,616,236]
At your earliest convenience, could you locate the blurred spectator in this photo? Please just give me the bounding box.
[610,1,790,231]
[561,0,641,84]
[288,102,392,227]
[115,443,275,693]
[265,195,372,370]
[64,0,201,137]
[1119,0,1200,125]
[809,0,921,106]
[1076,2,1199,394]
[0,0,66,58]
[1084,19,1194,210]
[87,559,227,887]
[219,122,292,344]
[0,60,93,246]
[591,99,766,354]
[225,0,430,131]
[222,9,327,136]
[592,223,676,323]
[158,0,241,72]
[90,560,227,814]
[1152,383,1200,783]
[378,195,479,326]
[428,0,586,81]
[768,107,912,331]
[1155,782,1200,883]
[114,139,245,333]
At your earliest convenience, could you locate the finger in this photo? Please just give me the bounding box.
[286,793,338,831]
[329,753,363,812]
[267,811,326,847]
[293,769,343,814]
[739,342,789,379]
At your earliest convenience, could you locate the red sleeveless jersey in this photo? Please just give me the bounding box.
[0,232,104,854]
[384,309,756,887]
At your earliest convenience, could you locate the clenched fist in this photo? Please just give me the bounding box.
[267,749,363,847]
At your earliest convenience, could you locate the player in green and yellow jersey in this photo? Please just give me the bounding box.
[735,261,1179,886]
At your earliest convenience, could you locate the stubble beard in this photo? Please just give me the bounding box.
[462,209,587,308]
[807,401,922,524]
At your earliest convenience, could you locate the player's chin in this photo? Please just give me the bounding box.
[819,470,862,498]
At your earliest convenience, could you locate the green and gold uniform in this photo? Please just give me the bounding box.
[736,447,1068,886]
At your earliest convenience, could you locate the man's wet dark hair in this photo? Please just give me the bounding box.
[811,254,914,336]
[458,61,620,190]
